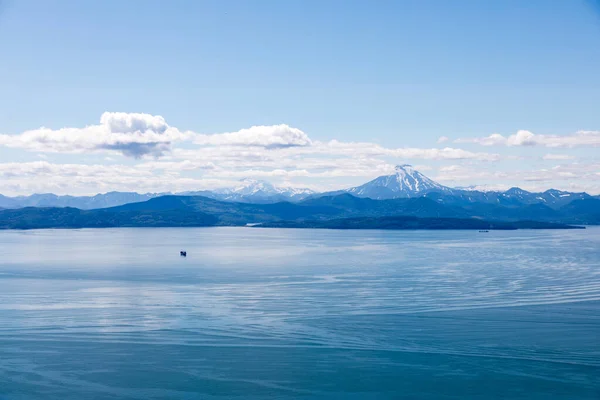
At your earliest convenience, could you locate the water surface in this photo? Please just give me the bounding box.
[0,227,599,399]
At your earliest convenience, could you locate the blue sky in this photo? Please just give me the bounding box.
[1,0,599,195]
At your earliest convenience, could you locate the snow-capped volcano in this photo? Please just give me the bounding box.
[346,164,453,199]
[213,179,315,202]
[223,179,280,196]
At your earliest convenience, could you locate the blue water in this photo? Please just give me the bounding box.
[0,227,599,399]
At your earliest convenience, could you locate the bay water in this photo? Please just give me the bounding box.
[0,227,599,399]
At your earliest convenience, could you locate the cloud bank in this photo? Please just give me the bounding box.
[0,112,598,195]
[456,130,600,148]
[0,112,499,162]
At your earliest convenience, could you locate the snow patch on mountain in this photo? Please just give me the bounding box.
[212,178,315,202]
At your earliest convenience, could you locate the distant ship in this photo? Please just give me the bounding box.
[479,230,489,233]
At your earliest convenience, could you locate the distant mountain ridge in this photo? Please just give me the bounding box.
[0,179,315,209]
[0,165,598,210]
[0,191,163,210]
[424,187,592,210]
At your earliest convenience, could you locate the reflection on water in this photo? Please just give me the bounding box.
[0,227,599,399]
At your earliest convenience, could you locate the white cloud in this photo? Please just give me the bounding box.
[312,141,499,161]
[437,136,449,144]
[455,133,508,146]
[438,165,462,173]
[100,112,169,134]
[0,112,189,158]
[412,164,434,171]
[138,160,217,172]
[456,130,600,148]
[542,154,574,160]
[434,162,600,193]
[194,124,312,148]
[0,161,150,179]
[0,161,238,196]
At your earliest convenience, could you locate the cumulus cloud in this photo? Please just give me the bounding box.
[100,112,169,134]
[194,124,312,148]
[437,136,449,144]
[0,117,315,157]
[0,112,188,158]
[456,130,600,148]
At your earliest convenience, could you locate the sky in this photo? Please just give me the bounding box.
[1,0,600,196]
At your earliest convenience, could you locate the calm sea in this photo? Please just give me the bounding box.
[0,227,599,399]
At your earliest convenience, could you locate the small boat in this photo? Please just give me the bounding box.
[180,251,187,257]
[479,230,489,233]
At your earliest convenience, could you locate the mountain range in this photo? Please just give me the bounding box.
[0,165,596,210]
[181,179,315,203]
[0,165,599,229]
[0,179,315,209]
[0,192,162,210]
[339,165,594,209]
